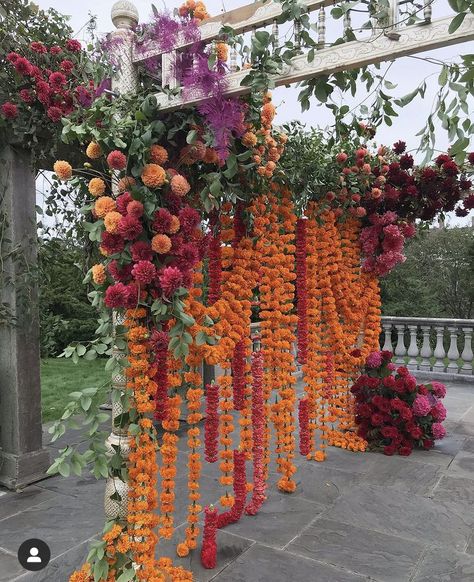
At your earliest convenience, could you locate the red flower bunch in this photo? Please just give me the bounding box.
[245,351,267,516]
[217,449,247,528]
[296,218,308,364]
[298,398,310,456]
[201,505,218,569]
[2,40,95,127]
[204,383,219,463]
[352,351,447,456]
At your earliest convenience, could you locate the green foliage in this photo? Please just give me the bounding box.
[39,238,97,356]
[382,227,474,318]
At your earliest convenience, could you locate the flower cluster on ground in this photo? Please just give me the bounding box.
[352,350,447,455]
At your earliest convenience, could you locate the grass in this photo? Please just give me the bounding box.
[41,358,109,423]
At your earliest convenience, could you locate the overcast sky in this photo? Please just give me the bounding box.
[36,0,473,226]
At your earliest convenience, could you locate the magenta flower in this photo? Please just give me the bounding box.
[412,395,431,417]
[432,422,446,440]
[431,382,447,399]
[366,351,383,368]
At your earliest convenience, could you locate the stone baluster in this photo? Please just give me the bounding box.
[394,324,406,364]
[419,325,432,371]
[381,322,393,352]
[432,325,446,373]
[230,45,238,72]
[162,51,178,89]
[388,0,400,29]
[407,325,419,370]
[272,19,279,51]
[105,0,139,521]
[461,327,473,374]
[423,0,432,22]
[446,326,460,373]
[317,7,326,48]
[294,19,302,52]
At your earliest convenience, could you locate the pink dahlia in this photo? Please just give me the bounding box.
[178,207,200,234]
[118,215,142,240]
[116,192,133,215]
[431,382,447,399]
[412,395,431,417]
[104,283,130,308]
[13,56,32,76]
[132,260,156,285]
[127,200,144,218]
[1,102,18,119]
[159,266,183,298]
[49,71,67,88]
[60,59,75,73]
[431,401,447,422]
[382,224,404,253]
[30,41,47,53]
[366,351,383,368]
[66,39,82,52]
[432,422,446,440]
[107,150,127,170]
[152,208,172,233]
[47,106,62,122]
[100,232,125,255]
[108,260,133,283]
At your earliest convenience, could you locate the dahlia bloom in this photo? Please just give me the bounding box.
[141,163,166,188]
[1,102,18,119]
[431,382,447,399]
[91,264,106,285]
[94,196,116,218]
[116,192,133,214]
[432,422,446,440]
[159,266,183,298]
[366,351,383,368]
[152,234,172,254]
[171,174,191,197]
[131,241,153,262]
[149,144,168,165]
[104,211,122,234]
[86,142,102,159]
[88,178,106,197]
[107,150,127,170]
[118,215,143,240]
[132,260,157,285]
[431,401,447,421]
[412,395,431,417]
[104,283,130,308]
[53,160,73,181]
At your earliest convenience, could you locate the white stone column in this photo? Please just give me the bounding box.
[381,322,393,352]
[461,327,473,374]
[419,325,432,371]
[394,324,406,364]
[432,325,446,373]
[446,326,460,373]
[407,325,419,370]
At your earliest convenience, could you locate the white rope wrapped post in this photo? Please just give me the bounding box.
[104,0,139,521]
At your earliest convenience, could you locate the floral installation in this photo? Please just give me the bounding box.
[217,449,247,528]
[204,383,219,463]
[352,351,447,455]
[200,505,218,569]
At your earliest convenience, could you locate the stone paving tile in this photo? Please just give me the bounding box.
[452,422,474,437]
[35,473,105,500]
[291,463,362,506]
[432,433,467,457]
[461,437,474,453]
[158,522,254,582]
[460,407,474,423]
[0,485,58,521]
[431,475,474,504]
[467,536,474,555]
[313,446,378,474]
[445,451,474,480]
[223,492,325,549]
[212,543,365,582]
[0,494,104,558]
[0,548,23,582]
[287,517,424,582]
[412,546,474,582]
[323,483,474,551]
[11,537,96,582]
[360,455,441,495]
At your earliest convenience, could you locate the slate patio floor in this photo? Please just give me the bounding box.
[1,380,473,582]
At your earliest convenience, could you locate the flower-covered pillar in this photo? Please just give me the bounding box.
[103,0,139,521]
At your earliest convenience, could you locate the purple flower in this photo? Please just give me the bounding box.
[432,422,446,440]
[366,351,383,368]
[412,395,431,417]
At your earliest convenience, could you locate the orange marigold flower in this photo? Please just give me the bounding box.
[68,564,91,582]
[141,163,166,188]
[261,102,276,124]
[104,211,122,233]
[103,524,122,543]
[170,174,190,197]
[168,215,180,234]
[216,42,228,61]
[88,177,106,197]
[117,176,136,192]
[86,141,102,159]
[176,543,189,557]
[151,234,172,254]
[150,144,169,165]
[94,196,116,218]
[53,160,72,181]
[242,132,257,148]
[92,264,106,284]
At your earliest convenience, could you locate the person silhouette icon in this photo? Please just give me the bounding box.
[18,538,50,571]
[27,547,42,563]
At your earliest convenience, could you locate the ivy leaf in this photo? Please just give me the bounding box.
[448,12,466,33]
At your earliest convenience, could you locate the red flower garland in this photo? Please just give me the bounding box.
[208,212,222,305]
[296,217,308,365]
[217,449,247,528]
[204,383,219,463]
[200,505,218,569]
[298,398,310,456]
[245,351,267,516]
[231,339,246,411]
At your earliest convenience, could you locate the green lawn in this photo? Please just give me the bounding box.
[41,358,109,422]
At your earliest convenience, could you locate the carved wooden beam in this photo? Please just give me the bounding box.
[153,14,474,112]
[132,0,331,62]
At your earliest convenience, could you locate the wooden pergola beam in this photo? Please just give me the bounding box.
[153,14,474,112]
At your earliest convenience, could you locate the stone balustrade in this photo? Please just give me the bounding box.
[381,316,473,381]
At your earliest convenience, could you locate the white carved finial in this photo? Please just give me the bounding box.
[111,0,139,30]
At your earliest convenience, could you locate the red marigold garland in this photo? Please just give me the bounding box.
[217,449,247,528]
[200,505,218,569]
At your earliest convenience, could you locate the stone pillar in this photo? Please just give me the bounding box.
[0,147,50,489]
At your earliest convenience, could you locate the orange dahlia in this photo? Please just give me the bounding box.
[104,211,122,233]
[216,42,228,62]
[150,145,169,165]
[94,196,116,218]
[170,174,190,197]
[152,234,172,254]
[86,142,102,159]
[242,132,257,148]
[117,176,136,193]
[88,177,106,197]
[141,164,166,188]
[53,160,72,181]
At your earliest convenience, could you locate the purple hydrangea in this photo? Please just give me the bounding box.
[432,422,446,440]
[412,395,431,417]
